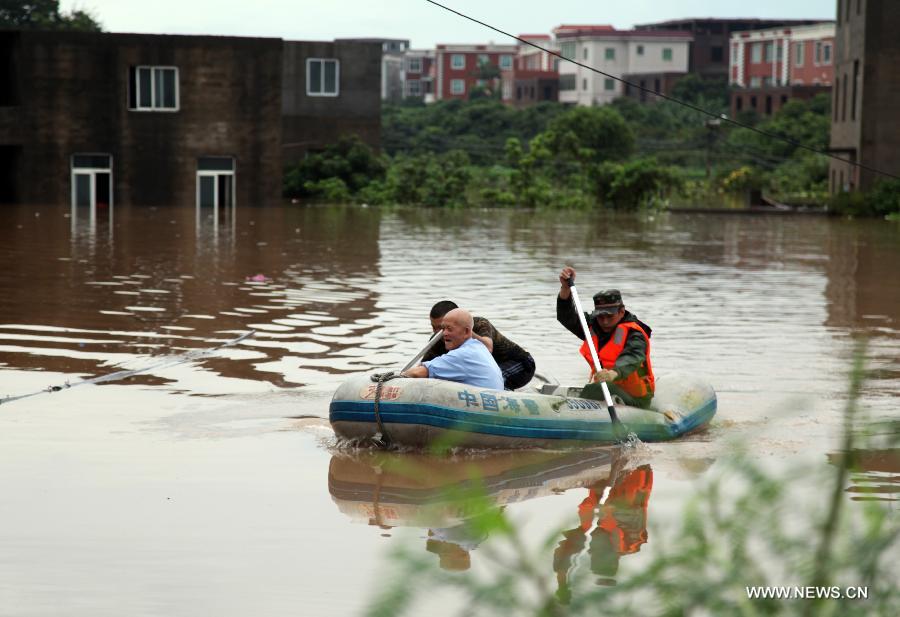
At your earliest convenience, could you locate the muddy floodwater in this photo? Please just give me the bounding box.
[1,204,898,615]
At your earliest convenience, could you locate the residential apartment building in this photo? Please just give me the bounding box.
[433,43,518,100]
[728,22,835,117]
[553,25,691,106]
[402,49,435,100]
[829,0,900,192]
[635,18,822,79]
[729,23,834,88]
[501,34,559,107]
[0,30,381,208]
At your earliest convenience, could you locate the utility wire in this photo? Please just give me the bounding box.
[422,0,900,182]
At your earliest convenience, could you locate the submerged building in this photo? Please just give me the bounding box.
[829,0,900,192]
[0,30,381,208]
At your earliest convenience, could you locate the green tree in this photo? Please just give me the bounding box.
[546,106,635,163]
[0,0,102,31]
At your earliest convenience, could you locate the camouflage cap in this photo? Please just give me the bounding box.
[591,289,623,315]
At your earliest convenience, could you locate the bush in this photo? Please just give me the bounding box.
[830,178,900,217]
[283,135,386,199]
[592,158,683,210]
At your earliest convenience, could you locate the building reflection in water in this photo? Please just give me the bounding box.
[827,448,900,503]
[328,447,654,590]
[1,204,384,389]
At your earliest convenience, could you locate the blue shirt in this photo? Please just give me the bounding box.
[423,338,504,390]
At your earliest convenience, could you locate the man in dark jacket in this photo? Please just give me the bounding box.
[424,300,536,390]
[556,266,655,408]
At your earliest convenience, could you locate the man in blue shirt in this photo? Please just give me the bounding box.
[402,308,504,390]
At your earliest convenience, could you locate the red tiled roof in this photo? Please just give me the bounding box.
[518,34,551,39]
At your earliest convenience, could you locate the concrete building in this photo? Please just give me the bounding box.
[727,22,835,117]
[282,39,382,165]
[729,23,835,88]
[553,25,691,106]
[433,43,518,100]
[501,34,559,107]
[829,0,900,192]
[0,30,381,208]
[336,37,409,101]
[0,30,282,208]
[635,18,823,79]
[402,49,435,101]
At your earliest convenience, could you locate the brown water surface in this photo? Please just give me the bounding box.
[1,204,898,615]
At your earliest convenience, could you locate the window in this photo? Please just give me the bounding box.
[750,76,761,87]
[851,59,859,120]
[197,157,235,211]
[451,54,465,69]
[815,42,822,64]
[604,78,614,91]
[407,57,422,72]
[605,48,615,60]
[129,66,178,111]
[499,55,512,70]
[711,46,723,62]
[731,44,738,63]
[823,44,832,64]
[583,78,588,90]
[307,58,339,96]
[795,42,804,66]
[71,153,112,213]
[764,42,774,62]
[560,42,576,60]
[478,54,489,66]
[559,74,576,90]
[750,95,757,108]
[662,48,673,61]
[407,80,421,96]
[751,43,762,63]
[450,79,465,95]
[637,45,645,56]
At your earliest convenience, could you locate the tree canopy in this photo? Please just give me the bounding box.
[0,0,102,31]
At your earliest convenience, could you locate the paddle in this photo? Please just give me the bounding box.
[565,276,623,433]
[401,329,444,373]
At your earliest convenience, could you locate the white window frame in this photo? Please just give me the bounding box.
[604,78,615,91]
[823,43,832,64]
[499,55,513,70]
[560,42,575,60]
[751,43,762,63]
[407,57,422,72]
[478,54,490,66]
[795,42,804,66]
[306,58,340,97]
[130,66,179,112]
[605,47,615,60]
[451,54,465,69]
[450,79,466,95]
[406,79,422,96]
[662,47,673,61]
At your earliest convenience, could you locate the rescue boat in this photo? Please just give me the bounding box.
[329,373,716,448]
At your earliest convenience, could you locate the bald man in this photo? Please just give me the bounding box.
[403,308,504,390]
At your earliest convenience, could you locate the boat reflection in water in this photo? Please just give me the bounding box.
[328,448,654,590]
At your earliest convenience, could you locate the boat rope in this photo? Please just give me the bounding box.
[0,330,255,407]
[369,371,401,448]
[422,0,900,182]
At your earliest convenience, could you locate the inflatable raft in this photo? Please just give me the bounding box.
[329,373,716,448]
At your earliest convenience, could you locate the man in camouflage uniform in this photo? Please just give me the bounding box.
[423,300,536,390]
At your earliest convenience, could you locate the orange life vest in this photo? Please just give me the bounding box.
[578,321,655,399]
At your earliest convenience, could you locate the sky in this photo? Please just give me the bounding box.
[62,0,836,47]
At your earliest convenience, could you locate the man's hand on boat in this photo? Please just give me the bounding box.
[591,369,619,383]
